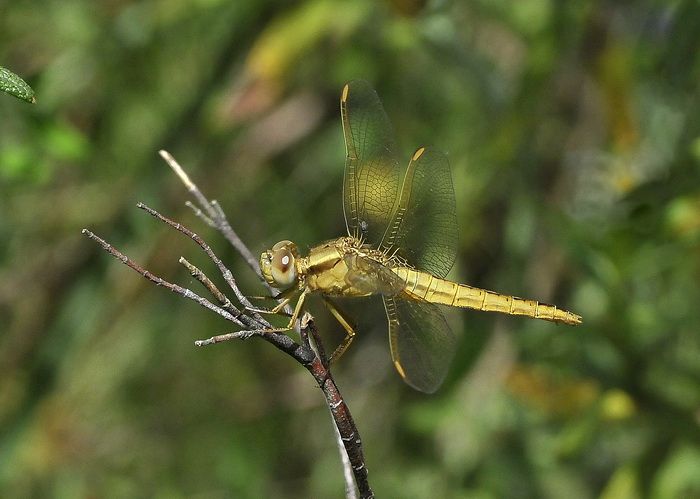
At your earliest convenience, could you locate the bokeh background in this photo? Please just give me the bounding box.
[2,1,699,497]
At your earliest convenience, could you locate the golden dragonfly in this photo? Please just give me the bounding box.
[260,79,581,393]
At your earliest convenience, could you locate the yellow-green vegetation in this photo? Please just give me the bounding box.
[1,1,699,497]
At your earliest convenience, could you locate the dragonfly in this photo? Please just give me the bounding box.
[260,79,581,393]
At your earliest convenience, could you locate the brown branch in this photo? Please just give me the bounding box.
[81,229,245,327]
[82,151,374,499]
[303,319,370,497]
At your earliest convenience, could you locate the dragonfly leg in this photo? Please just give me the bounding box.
[242,288,308,334]
[284,288,309,329]
[244,287,298,316]
[321,296,358,366]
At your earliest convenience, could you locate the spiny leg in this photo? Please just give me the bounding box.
[261,288,308,331]
[245,286,299,317]
[284,288,309,330]
[321,296,358,366]
[244,287,309,335]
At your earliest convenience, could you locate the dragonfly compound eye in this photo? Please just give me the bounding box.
[270,241,297,287]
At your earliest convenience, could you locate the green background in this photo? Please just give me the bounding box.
[2,0,699,497]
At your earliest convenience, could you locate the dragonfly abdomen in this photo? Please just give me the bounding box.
[395,268,581,325]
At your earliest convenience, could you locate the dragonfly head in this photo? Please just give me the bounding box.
[260,240,299,288]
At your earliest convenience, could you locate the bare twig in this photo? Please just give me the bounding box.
[81,229,246,327]
[334,419,359,499]
[83,151,374,499]
[136,202,263,318]
[82,223,309,362]
[159,150,262,279]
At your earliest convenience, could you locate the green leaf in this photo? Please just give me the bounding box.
[0,66,36,103]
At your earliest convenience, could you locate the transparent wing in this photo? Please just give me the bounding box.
[343,254,405,296]
[340,81,460,393]
[383,147,458,278]
[384,296,458,393]
[341,79,401,245]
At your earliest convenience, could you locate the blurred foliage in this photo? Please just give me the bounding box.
[1,0,700,497]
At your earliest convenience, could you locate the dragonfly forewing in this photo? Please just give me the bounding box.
[341,79,402,245]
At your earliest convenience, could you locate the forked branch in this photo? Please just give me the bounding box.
[82,150,373,499]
